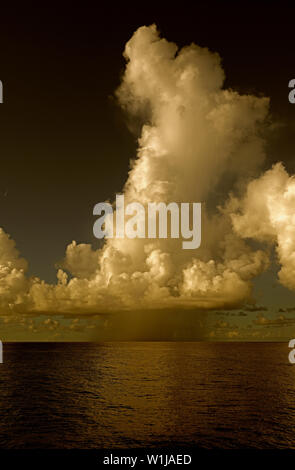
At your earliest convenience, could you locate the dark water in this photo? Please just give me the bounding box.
[0,342,294,449]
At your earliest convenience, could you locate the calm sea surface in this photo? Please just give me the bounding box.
[0,342,294,449]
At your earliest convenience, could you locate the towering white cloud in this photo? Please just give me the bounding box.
[0,25,273,315]
[117,24,268,204]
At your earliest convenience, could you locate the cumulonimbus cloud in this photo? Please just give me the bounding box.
[0,24,280,315]
[226,162,295,291]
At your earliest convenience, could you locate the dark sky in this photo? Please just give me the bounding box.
[0,1,294,282]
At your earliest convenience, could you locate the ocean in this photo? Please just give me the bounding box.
[0,341,294,449]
